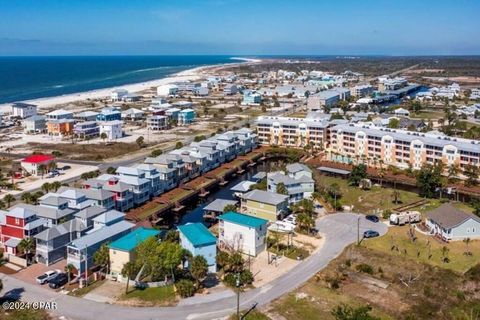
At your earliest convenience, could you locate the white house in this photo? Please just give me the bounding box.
[157,84,179,97]
[111,89,129,101]
[46,109,74,121]
[99,120,123,141]
[426,203,480,241]
[394,108,410,117]
[218,212,268,256]
[11,103,37,119]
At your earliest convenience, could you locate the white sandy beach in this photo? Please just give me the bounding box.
[0,57,261,114]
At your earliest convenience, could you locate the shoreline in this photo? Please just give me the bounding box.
[0,57,262,113]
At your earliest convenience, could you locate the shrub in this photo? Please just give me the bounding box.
[382,209,392,220]
[355,263,374,274]
[176,279,195,298]
[223,273,238,288]
[216,251,230,270]
[240,270,254,285]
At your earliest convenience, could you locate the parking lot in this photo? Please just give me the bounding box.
[11,259,66,286]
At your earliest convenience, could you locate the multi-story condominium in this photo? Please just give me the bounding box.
[328,123,480,172]
[115,167,152,205]
[97,107,122,122]
[378,77,408,91]
[84,176,135,212]
[99,120,123,141]
[178,109,196,126]
[147,115,168,131]
[307,90,340,110]
[11,102,37,119]
[135,164,163,197]
[46,109,74,121]
[74,111,99,122]
[471,88,480,100]
[23,115,46,134]
[351,84,374,97]
[233,128,257,153]
[73,121,99,139]
[144,155,179,190]
[256,116,329,148]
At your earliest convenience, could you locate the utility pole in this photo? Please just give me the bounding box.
[236,273,241,320]
[357,215,361,245]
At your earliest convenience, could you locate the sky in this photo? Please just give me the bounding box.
[0,0,479,56]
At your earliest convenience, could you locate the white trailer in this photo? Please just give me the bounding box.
[389,211,421,225]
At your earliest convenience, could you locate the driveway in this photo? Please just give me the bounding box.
[0,213,387,320]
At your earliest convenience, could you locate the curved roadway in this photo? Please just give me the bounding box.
[1,213,388,320]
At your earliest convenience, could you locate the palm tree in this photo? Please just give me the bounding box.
[391,189,401,204]
[65,263,74,283]
[37,164,46,179]
[50,181,62,192]
[18,238,35,264]
[41,182,51,193]
[463,238,472,256]
[21,192,33,204]
[3,194,15,208]
[276,182,288,195]
[329,183,341,210]
[121,262,137,294]
[0,199,5,210]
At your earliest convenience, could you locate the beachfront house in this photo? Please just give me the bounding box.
[178,223,217,273]
[426,203,480,241]
[218,212,267,256]
[108,227,161,280]
[74,111,99,122]
[240,189,289,222]
[11,102,37,119]
[224,84,238,95]
[147,115,168,131]
[110,89,129,101]
[242,90,262,105]
[73,121,100,140]
[47,119,75,136]
[122,108,145,121]
[46,109,74,120]
[157,84,179,97]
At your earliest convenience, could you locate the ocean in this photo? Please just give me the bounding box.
[0,55,235,104]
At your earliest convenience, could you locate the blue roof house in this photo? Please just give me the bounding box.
[178,223,217,272]
[108,227,161,278]
[97,107,122,122]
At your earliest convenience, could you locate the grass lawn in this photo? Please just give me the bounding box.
[0,308,51,320]
[68,279,106,297]
[317,175,429,214]
[410,111,444,120]
[120,286,177,306]
[363,226,480,273]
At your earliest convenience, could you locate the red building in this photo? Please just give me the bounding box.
[0,207,45,255]
[20,154,55,176]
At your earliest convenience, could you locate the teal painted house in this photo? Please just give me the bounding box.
[108,227,161,279]
[178,223,217,272]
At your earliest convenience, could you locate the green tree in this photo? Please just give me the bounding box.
[223,204,237,213]
[297,212,315,234]
[65,263,74,284]
[0,199,5,210]
[159,241,183,282]
[136,136,145,148]
[216,251,231,270]
[164,230,179,243]
[3,194,15,208]
[189,255,208,288]
[329,183,342,210]
[18,238,35,264]
[388,118,400,129]
[100,132,108,144]
[175,141,183,149]
[41,182,51,193]
[106,167,117,174]
[331,304,380,320]
[416,163,443,198]
[348,164,368,186]
[150,149,163,157]
[121,261,137,294]
[93,243,110,273]
[276,182,288,195]
[21,192,34,204]
[176,279,195,298]
[464,164,479,187]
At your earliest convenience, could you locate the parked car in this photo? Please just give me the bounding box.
[363,230,380,238]
[365,215,379,223]
[48,273,68,289]
[36,270,59,285]
[61,165,71,170]
[283,215,297,225]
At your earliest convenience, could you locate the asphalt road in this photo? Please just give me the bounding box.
[0,213,388,320]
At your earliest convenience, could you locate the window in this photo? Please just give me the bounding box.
[15,218,20,225]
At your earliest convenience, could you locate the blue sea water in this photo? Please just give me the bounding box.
[0,55,235,104]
